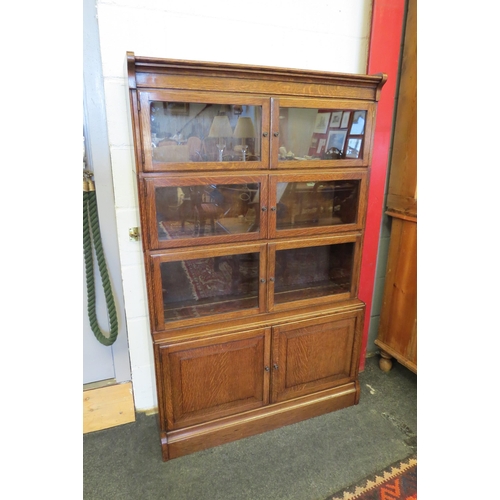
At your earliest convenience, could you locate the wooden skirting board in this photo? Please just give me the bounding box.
[83,382,136,433]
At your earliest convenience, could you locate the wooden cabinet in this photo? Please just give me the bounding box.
[127,53,386,460]
[375,0,416,374]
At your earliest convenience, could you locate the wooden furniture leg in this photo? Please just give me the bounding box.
[378,350,393,372]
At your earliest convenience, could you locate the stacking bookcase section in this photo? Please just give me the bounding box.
[127,52,386,461]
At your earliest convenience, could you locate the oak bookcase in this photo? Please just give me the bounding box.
[126,52,386,460]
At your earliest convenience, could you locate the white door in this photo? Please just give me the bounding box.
[83,0,131,386]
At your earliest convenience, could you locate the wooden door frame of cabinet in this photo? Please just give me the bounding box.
[137,89,271,172]
[143,173,270,250]
[268,168,369,239]
[270,310,363,404]
[149,242,268,331]
[270,98,377,169]
[157,328,272,431]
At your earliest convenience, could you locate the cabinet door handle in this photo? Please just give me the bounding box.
[261,206,267,212]
[269,277,275,282]
[265,366,270,372]
[260,278,266,283]
[273,132,279,137]
[262,132,268,137]
[273,364,279,370]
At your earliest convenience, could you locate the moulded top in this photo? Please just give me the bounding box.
[126,52,387,101]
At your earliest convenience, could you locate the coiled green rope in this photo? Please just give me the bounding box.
[83,177,118,346]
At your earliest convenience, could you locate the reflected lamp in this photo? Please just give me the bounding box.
[233,116,256,161]
[208,115,233,161]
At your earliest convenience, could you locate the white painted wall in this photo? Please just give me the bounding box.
[95,0,373,410]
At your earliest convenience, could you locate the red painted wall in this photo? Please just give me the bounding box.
[359,0,406,370]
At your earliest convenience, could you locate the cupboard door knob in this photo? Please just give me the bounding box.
[262,132,268,137]
[270,277,275,282]
[273,364,279,370]
[265,366,270,372]
[270,206,276,212]
[260,278,266,283]
[261,206,267,212]
[273,132,279,137]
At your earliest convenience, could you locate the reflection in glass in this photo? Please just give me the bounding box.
[350,111,366,134]
[346,139,363,159]
[150,102,261,163]
[155,183,261,240]
[278,108,367,160]
[274,243,354,304]
[161,253,260,321]
[276,180,359,230]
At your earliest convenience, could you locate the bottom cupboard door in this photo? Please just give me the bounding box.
[271,312,362,403]
[159,329,270,430]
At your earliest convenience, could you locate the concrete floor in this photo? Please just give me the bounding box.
[83,355,416,500]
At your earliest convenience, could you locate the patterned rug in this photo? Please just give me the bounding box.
[327,455,416,500]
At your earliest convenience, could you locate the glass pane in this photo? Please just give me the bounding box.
[278,108,366,161]
[274,243,354,304]
[276,180,359,230]
[150,102,262,163]
[161,253,260,321]
[156,183,261,240]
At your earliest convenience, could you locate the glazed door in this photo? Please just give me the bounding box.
[270,97,375,168]
[138,90,270,171]
[144,174,268,250]
[268,169,368,239]
[267,234,362,313]
[270,313,361,404]
[159,329,271,430]
[150,243,267,330]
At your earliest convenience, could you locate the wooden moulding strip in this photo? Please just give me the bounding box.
[152,299,365,344]
[83,382,136,433]
[164,382,358,460]
[135,73,379,101]
[130,53,385,87]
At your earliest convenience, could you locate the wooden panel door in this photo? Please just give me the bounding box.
[271,313,360,403]
[159,329,271,430]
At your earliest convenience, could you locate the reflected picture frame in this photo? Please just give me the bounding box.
[330,111,343,128]
[313,112,331,134]
[163,102,190,115]
[350,111,366,134]
[346,138,363,158]
[341,111,351,128]
[326,130,347,152]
